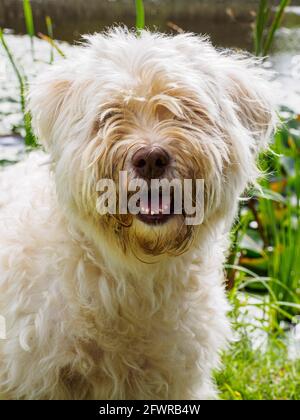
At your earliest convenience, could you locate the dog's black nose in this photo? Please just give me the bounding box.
[132,146,170,178]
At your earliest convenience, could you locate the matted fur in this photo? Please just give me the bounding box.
[0,28,276,399]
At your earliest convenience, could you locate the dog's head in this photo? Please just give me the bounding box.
[29,28,276,259]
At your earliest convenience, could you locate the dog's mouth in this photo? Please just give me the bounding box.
[136,189,175,225]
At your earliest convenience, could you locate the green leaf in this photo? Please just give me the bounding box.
[254,187,286,204]
[23,0,35,38]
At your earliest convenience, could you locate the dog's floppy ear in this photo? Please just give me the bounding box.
[28,66,73,151]
[221,54,277,152]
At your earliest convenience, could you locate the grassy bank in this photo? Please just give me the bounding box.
[216,337,300,400]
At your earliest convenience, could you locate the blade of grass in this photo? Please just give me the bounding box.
[0,28,36,147]
[254,0,290,56]
[38,32,66,59]
[254,0,269,56]
[135,0,145,33]
[262,0,290,56]
[45,16,54,64]
[0,29,23,88]
[23,0,35,59]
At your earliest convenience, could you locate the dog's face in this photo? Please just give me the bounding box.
[29,28,275,259]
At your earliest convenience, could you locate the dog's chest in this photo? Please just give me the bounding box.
[61,268,202,399]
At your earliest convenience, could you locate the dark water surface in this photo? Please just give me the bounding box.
[1,0,299,50]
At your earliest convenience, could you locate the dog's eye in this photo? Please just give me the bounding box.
[100,110,119,124]
[173,114,192,125]
[93,111,119,134]
[156,105,174,121]
[173,115,185,122]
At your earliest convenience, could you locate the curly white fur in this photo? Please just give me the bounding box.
[0,28,276,399]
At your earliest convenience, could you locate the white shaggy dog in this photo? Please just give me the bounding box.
[0,28,275,399]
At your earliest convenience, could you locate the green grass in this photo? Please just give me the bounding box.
[0,0,37,148]
[227,109,300,325]
[216,337,300,400]
[0,29,36,148]
[23,0,35,58]
[222,107,300,400]
[135,0,145,33]
[254,0,291,56]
